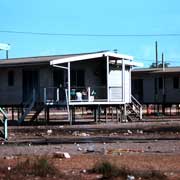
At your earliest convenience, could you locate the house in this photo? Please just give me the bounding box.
[132,67,180,115]
[0,51,142,124]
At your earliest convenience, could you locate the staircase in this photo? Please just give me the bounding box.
[0,107,8,140]
[18,89,36,125]
[127,95,142,121]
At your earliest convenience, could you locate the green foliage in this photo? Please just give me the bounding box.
[149,62,170,68]
[92,160,128,179]
[13,157,58,177]
[91,160,168,180]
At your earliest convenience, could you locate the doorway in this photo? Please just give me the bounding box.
[23,70,39,102]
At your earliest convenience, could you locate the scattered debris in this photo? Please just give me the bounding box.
[47,129,53,135]
[72,131,79,136]
[96,175,103,179]
[107,148,144,155]
[127,175,135,180]
[109,132,118,136]
[76,144,83,151]
[53,151,71,159]
[127,130,133,134]
[137,130,144,134]
[4,156,15,160]
[80,169,87,173]
[80,132,90,137]
[72,131,90,137]
[86,144,95,153]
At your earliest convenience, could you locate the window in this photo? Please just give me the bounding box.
[158,77,163,89]
[8,71,14,86]
[173,77,179,89]
[71,70,85,87]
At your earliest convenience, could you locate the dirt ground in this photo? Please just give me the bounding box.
[0,154,180,179]
[0,120,180,179]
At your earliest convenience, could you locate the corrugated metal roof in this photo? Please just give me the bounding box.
[132,67,180,74]
[0,51,108,67]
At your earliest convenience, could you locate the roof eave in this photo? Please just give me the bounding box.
[50,52,134,65]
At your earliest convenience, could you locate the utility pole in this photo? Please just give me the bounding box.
[0,43,10,59]
[162,52,165,71]
[155,41,158,68]
[162,52,166,114]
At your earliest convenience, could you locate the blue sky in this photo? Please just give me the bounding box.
[0,0,180,67]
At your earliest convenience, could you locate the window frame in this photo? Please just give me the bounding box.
[70,69,85,87]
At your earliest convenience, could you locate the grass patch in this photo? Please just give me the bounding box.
[12,157,60,177]
[91,160,168,180]
[91,160,129,179]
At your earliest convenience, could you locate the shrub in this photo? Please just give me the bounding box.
[92,160,128,179]
[13,157,58,177]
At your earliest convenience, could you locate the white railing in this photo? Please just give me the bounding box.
[0,107,8,140]
[131,95,142,120]
[70,86,107,102]
[43,87,66,104]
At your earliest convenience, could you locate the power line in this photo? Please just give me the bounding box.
[1,30,180,37]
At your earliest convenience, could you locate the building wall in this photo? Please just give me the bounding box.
[0,68,22,105]
[0,65,53,105]
[132,72,180,104]
[125,68,131,103]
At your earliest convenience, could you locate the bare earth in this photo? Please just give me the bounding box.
[0,120,180,179]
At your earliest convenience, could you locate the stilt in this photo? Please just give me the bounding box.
[98,105,101,122]
[44,106,47,122]
[170,105,172,116]
[116,107,118,121]
[70,106,75,125]
[47,106,50,123]
[94,106,97,122]
[119,106,123,123]
[123,104,127,121]
[17,107,20,119]
[111,107,114,121]
[12,106,14,121]
[105,107,107,123]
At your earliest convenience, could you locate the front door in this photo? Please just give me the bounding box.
[53,69,65,101]
[23,70,39,102]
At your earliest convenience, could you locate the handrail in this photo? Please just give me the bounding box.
[0,107,8,119]
[18,89,36,125]
[0,107,8,140]
[131,95,141,106]
[23,89,36,108]
[130,95,143,120]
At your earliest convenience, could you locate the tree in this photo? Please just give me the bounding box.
[149,62,170,68]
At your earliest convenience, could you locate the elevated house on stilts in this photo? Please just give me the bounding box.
[0,51,143,126]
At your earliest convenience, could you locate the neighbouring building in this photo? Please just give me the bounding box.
[132,67,180,114]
